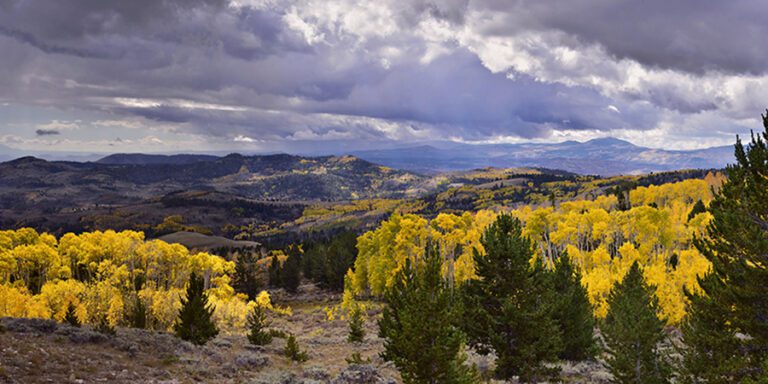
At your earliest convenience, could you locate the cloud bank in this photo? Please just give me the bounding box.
[0,0,766,153]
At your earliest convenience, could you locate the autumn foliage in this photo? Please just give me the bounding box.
[347,177,720,324]
[0,229,283,332]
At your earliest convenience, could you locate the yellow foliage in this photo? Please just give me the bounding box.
[0,229,245,331]
[346,178,714,324]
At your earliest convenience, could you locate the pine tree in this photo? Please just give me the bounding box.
[601,261,670,384]
[678,273,747,384]
[378,243,477,384]
[285,334,309,362]
[460,214,562,382]
[246,305,273,346]
[280,246,302,293]
[323,232,357,291]
[347,302,365,343]
[233,251,262,301]
[682,111,768,381]
[552,252,596,361]
[95,313,116,335]
[268,253,281,288]
[174,272,218,345]
[127,295,147,329]
[687,199,707,221]
[64,302,80,327]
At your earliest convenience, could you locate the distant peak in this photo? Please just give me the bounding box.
[584,137,636,146]
[8,156,46,164]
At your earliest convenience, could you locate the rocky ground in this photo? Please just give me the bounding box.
[0,286,614,383]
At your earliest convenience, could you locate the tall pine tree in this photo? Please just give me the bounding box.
[551,252,596,361]
[460,213,562,382]
[268,253,281,288]
[682,110,768,381]
[379,243,477,384]
[679,273,747,383]
[174,272,219,345]
[233,251,262,301]
[601,261,670,384]
[280,245,302,293]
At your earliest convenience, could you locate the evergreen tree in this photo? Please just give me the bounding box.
[460,214,562,382]
[127,295,147,329]
[347,302,366,343]
[285,334,309,362]
[246,305,273,346]
[280,246,302,293]
[678,273,747,384]
[682,111,768,381]
[322,232,357,291]
[687,199,707,221]
[95,313,116,335]
[601,261,670,384]
[299,231,358,291]
[552,252,596,361]
[233,251,262,301]
[174,272,218,345]
[64,302,80,327]
[379,243,477,384]
[268,253,281,288]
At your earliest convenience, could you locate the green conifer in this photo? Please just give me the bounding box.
[233,252,262,301]
[280,246,302,293]
[379,243,477,384]
[687,199,707,221]
[174,272,218,345]
[682,110,768,381]
[601,261,670,384]
[128,295,147,329]
[460,214,561,382]
[284,334,309,362]
[268,253,281,288]
[347,303,366,343]
[64,302,80,327]
[246,305,273,346]
[678,273,746,383]
[552,252,596,361]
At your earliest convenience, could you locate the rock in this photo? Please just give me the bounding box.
[303,366,331,381]
[55,327,108,344]
[250,372,300,384]
[331,364,395,384]
[244,344,266,352]
[2,317,58,334]
[212,338,233,348]
[234,352,270,369]
[126,343,139,357]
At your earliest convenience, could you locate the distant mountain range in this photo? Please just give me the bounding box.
[350,138,734,175]
[0,137,735,176]
[96,153,220,165]
[0,141,727,237]
[0,153,431,234]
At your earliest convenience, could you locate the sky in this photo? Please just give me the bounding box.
[1,0,767,155]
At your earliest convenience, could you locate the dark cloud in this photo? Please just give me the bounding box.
[35,129,60,136]
[0,0,763,153]
[478,0,768,75]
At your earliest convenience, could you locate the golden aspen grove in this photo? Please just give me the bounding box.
[0,229,284,332]
[347,176,722,324]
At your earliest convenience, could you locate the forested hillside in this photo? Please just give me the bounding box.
[0,229,287,332]
[347,177,718,323]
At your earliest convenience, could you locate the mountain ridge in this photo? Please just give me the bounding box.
[350,139,733,175]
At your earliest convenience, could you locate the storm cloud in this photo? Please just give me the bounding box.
[0,0,765,153]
